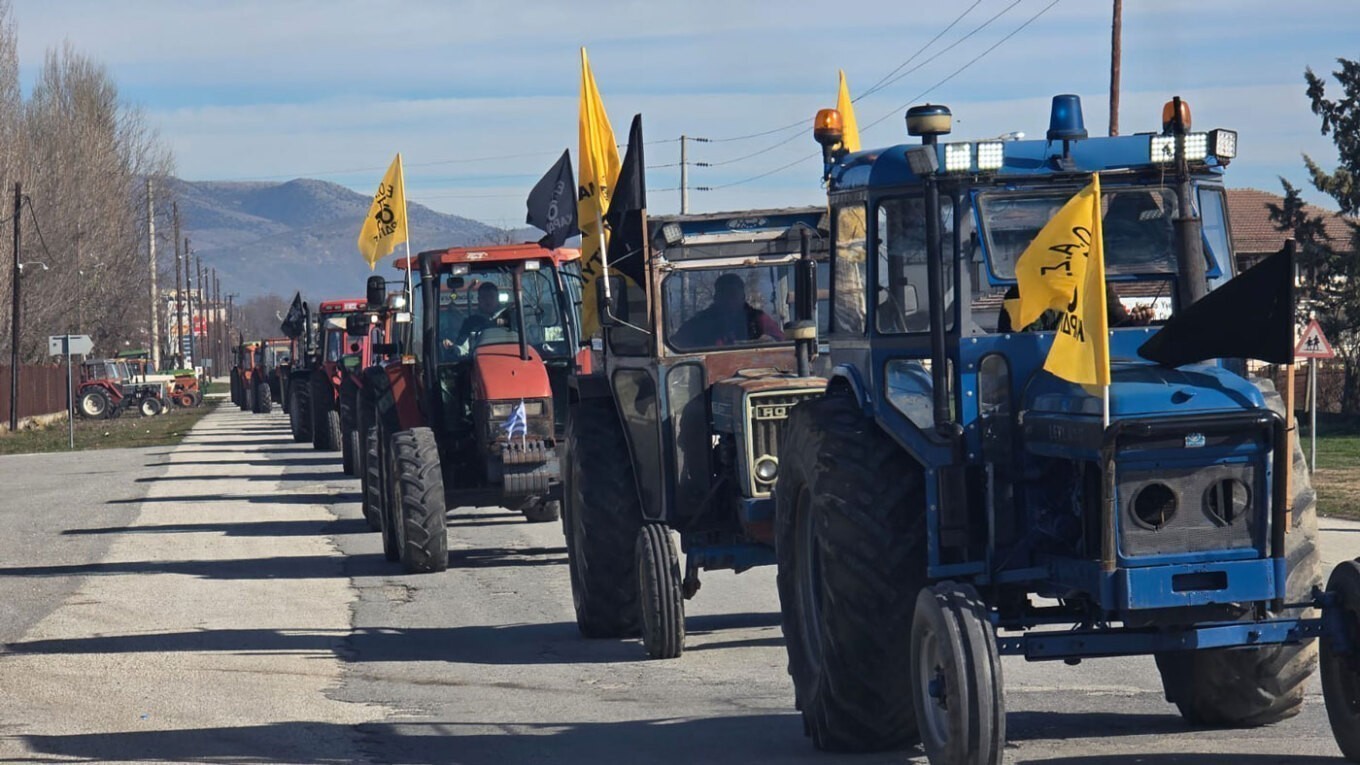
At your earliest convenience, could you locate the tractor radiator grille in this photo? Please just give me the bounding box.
[744,390,822,498]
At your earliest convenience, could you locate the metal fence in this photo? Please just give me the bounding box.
[0,364,70,427]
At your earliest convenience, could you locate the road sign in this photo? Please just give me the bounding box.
[48,334,93,356]
[1295,319,1336,360]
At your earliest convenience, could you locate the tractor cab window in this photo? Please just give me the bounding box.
[437,263,569,363]
[664,264,794,352]
[323,321,346,363]
[875,196,956,334]
[832,204,868,335]
[979,186,1179,282]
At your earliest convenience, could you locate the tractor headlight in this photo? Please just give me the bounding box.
[944,142,972,173]
[490,401,545,418]
[976,141,1004,171]
[1208,128,1237,163]
[753,455,779,485]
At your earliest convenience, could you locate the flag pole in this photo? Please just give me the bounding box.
[399,154,414,307]
[1284,359,1295,532]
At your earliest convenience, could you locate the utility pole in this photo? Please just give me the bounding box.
[185,239,196,367]
[9,182,21,433]
[173,204,183,368]
[146,179,161,371]
[196,256,205,370]
[680,135,689,214]
[1109,0,1122,136]
[212,269,221,375]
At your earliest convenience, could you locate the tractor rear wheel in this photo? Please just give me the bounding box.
[371,418,399,559]
[775,391,926,752]
[322,408,343,454]
[289,383,311,443]
[241,382,254,412]
[563,398,642,639]
[341,419,357,475]
[357,402,382,532]
[1154,379,1322,727]
[139,398,163,417]
[636,523,685,659]
[1321,559,1360,761]
[310,377,329,450]
[78,389,110,419]
[911,583,1005,765]
[254,382,272,414]
[390,427,448,574]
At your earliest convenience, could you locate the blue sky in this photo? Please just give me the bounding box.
[11,0,1358,229]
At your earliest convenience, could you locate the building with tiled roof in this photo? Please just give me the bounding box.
[1226,187,1354,270]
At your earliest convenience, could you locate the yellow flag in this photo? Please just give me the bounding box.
[577,48,621,337]
[836,70,861,153]
[1010,175,1110,386]
[357,153,408,270]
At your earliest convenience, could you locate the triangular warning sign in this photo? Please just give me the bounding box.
[1295,319,1336,359]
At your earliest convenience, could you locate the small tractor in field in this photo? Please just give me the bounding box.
[167,373,202,408]
[768,94,1360,764]
[76,358,164,418]
[364,243,586,573]
[561,206,829,659]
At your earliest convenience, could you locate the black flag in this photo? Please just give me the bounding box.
[604,113,648,288]
[1138,241,1295,366]
[280,292,306,338]
[526,149,579,250]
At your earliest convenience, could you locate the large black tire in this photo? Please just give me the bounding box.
[1154,378,1322,727]
[1321,559,1360,761]
[241,381,254,413]
[390,427,448,574]
[254,381,272,414]
[140,398,163,417]
[229,370,243,408]
[636,523,684,659]
[77,389,109,419]
[322,408,343,454]
[372,418,399,559]
[341,420,358,475]
[357,401,382,532]
[775,391,927,752]
[310,377,329,450]
[911,583,1005,765]
[563,398,642,638]
[289,382,312,443]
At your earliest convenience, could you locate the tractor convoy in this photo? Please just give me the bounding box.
[238,93,1360,765]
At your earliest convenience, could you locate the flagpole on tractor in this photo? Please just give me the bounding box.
[1285,359,1295,532]
[400,154,414,308]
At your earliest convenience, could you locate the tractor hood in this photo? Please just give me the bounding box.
[1024,361,1267,421]
[472,343,551,402]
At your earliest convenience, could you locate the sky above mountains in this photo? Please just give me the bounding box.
[12,0,1357,227]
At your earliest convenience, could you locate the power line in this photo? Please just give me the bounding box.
[696,151,818,192]
[856,1,983,100]
[862,0,1062,133]
[857,0,1020,101]
[22,197,54,264]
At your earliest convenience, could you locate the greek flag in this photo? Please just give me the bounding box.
[503,399,528,447]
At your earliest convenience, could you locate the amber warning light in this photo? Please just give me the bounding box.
[813,108,843,147]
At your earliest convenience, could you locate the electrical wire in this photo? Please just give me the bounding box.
[22,197,55,264]
[857,0,1020,101]
[855,1,983,100]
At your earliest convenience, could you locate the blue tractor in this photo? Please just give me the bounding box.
[773,94,1360,764]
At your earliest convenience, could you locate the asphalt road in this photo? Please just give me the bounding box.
[0,406,1357,764]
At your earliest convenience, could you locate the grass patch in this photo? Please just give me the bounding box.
[1310,414,1360,520]
[0,401,218,456]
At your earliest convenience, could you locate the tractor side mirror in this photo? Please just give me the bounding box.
[346,314,371,337]
[596,275,632,325]
[366,275,386,310]
[372,342,401,356]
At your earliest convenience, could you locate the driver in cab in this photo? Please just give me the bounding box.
[442,281,504,357]
[673,273,785,348]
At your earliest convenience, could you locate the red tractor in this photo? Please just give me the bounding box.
[364,243,585,573]
[77,359,165,419]
[309,299,372,457]
[231,340,274,413]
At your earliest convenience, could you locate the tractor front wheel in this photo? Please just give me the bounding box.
[390,427,448,574]
[563,398,642,639]
[78,389,110,419]
[371,419,399,559]
[636,523,684,659]
[139,398,163,417]
[910,583,1005,765]
[254,382,272,414]
[775,391,927,752]
[357,402,382,532]
[521,499,561,524]
[1321,559,1360,761]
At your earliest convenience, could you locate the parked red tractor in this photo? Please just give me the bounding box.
[364,243,585,572]
[309,299,371,456]
[77,358,165,418]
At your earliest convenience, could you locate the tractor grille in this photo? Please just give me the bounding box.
[744,390,822,498]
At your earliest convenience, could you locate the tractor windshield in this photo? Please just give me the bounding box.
[664,264,794,352]
[437,263,570,362]
[978,185,1180,281]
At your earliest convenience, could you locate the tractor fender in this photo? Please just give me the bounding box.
[827,363,872,415]
[370,361,425,433]
[569,372,612,402]
[472,344,551,402]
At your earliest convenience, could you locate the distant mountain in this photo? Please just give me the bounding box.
[168,178,523,300]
